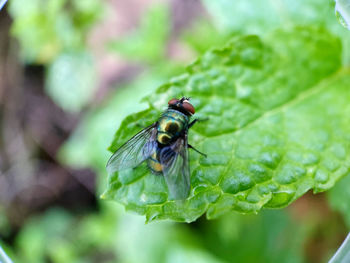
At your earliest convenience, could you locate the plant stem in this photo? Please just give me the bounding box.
[329,232,350,263]
[0,245,12,263]
[0,0,7,11]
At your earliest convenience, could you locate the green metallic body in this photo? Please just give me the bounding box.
[147,109,189,174]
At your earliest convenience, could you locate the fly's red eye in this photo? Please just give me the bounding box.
[182,102,195,115]
[168,98,179,106]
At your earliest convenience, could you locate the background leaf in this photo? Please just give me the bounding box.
[328,172,350,228]
[107,4,170,64]
[201,0,350,66]
[46,51,97,112]
[103,26,350,222]
[8,0,103,63]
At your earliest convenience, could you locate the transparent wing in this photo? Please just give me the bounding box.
[159,135,190,200]
[106,124,157,174]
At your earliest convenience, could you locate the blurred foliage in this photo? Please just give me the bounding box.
[334,0,350,30]
[328,233,350,263]
[7,204,314,263]
[108,4,170,64]
[200,210,310,263]
[3,0,350,262]
[181,19,232,55]
[328,173,350,228]
[12,205,118,263]
[8,0,102,63]
[8,0,103,112]
[46,51,97,112]
[0,245,12,263]
[0,0,7,10]
[202,0,335,33]
[201,0,350,65]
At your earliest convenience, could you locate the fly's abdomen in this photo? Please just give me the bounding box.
[147,151,163,174]
[157,109,188,145]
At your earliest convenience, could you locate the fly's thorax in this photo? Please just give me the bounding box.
[156,109,189,145]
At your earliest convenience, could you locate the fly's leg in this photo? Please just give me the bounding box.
[188,117,209,129]
[188,144,207,158]
[188,118,208,157]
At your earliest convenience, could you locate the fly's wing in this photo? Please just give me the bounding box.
[106,124,157,174]
[159,135,190,200]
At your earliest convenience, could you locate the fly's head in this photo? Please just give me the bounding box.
[168,97,195,116]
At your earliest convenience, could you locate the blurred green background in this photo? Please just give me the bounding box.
[0,0,350,262]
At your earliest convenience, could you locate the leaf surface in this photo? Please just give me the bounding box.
[103,27,350,222]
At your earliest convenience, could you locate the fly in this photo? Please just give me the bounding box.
[106,97,206,200]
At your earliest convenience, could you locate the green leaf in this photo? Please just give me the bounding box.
[200,210,310,263]
[202,0,335,34]
[201,0,350,66]
[46,51,97,112]
[103,26,350,222]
